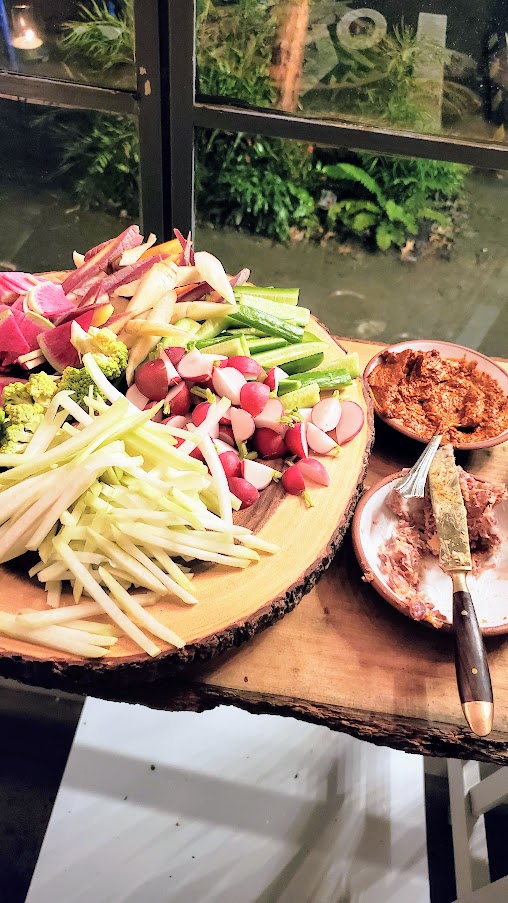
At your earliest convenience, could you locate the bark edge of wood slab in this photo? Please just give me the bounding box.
[0,325,374,695]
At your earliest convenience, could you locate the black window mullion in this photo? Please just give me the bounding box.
[0,72,138,115]
[167,0,196,238]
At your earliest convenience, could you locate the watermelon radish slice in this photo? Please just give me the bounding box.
[0,310,31,365]
[11,309,54,352]
[24,282,73,319]
[38,310,95,373]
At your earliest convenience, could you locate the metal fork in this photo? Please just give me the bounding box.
[396,434,443,499]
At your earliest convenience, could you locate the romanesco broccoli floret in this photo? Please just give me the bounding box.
[59,327,128,407]
[58,368,102,407]
[2,372,57,407]
[0,403,45,454]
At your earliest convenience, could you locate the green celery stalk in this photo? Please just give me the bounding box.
[228,307,303,343]
[234,286,300,305]
[253,341,327,370]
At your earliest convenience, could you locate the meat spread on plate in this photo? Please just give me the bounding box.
[367,348,508,444]
[378,469,507,628]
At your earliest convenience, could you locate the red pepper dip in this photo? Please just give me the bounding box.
[367,348,508,444]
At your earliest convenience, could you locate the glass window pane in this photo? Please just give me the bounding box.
[196,1,508,146]
[0,98,139,272]
[195,127,508,358]
[0,1,135,90]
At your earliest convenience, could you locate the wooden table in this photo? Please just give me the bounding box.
[12,340,508,764]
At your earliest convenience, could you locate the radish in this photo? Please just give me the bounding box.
[230,408,255,444]
[219,450,241,480]
[239,382,270,418]
[265,366,288,392]
[335,400,364,445]
[178,348,214,381]
[144,400,163,422]
[190,446,206,463]
[306,422,339,455]
[126,384,149,410]
[241,458,276,491]
[164,381,191,416]
[311,397,341,433]
[192,402,211,427]
[135,358,172,401]
[214,438,237,455]
[227,477,259,510]
[281,465,313,506]
[218,425,235,446]
[296,457,330,487]
[159,350,181,385]
[253,397,285,434]
[163,346,185,368]
[219,407,232,425]
[212,366,246,405]
[161,414,189,429]
[284,422,308,459]
[227,356,264,380]
[253,428,286,459]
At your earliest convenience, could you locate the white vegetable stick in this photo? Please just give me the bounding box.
[86,529,168,594]
[149,548,195,592]
[119,525,250,567]
[126,289,177,385]
[53,539,161,657]
[198,434,233,527]
[119,233,156,266]
[172,301,237,321]
[16,594,160,628]
[46,580,62,609]
[194,251,236,304]
[239,535,281,554]
[126,260,176,314]
[0,612,108,659]
[99,569,185,649]
[111,530,198,605]
[65,619,122,637]
[177,397,231,457]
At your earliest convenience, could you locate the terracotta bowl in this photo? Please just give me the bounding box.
[363,339,508,450]
[352,472,508,636]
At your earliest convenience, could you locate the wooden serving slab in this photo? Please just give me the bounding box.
[0,319,373,692]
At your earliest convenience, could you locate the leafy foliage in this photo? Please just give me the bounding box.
[60,0,134,69]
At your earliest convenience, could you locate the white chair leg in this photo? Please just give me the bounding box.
[447,759,490,902]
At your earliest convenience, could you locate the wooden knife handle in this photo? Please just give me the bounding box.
[453,586,493,736]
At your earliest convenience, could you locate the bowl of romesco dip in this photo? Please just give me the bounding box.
[364,340,508,449]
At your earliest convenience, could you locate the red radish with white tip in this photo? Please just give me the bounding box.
[241,458,276,491]
[265,366,288,392]
[219,407,232,425]
[311,397,341,433]
[190,446,206,463]
[212,366,246,405]
[126,384,149,409]
[227,477,259,510]
[219,450,242,480]
[227,356,264,380]
[281,465,313,507]
[296,457,330,487]
[177,348,214,381]
[164,381,191,416]
[214,438,237,455]
[144,401,163,422]
[253,397,285,434]
[230,408,255,444]
[253,428,286,459]
[159,350,181,384]
[163,346,185,368]
[161,414,190,429]
[192,402,211,427]
[239,382,270,418]
[284,422,309,459]
[306,422,339,455]
[134,358,174,401]
[218,425,235,446]
[335,400,364,445]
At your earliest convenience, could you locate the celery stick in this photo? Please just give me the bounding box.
[228,308,303,343]
[238,295,310,326]
[280,383,321,411]
[283,352,324,374]
[253,341,327,369]
[200,336,250,357]
[246,336,287,354]
[234,286,300,305]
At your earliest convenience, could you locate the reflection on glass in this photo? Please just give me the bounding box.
[195,1,508,146]
[0,98,138,272]
[0,0,135,90]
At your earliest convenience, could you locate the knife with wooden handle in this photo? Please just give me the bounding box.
[428,445,494,737]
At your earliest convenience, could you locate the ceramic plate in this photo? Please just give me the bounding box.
[363,340,508,450]
[352,473,508,635]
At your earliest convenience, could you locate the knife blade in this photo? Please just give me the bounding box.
[428,445,493,737]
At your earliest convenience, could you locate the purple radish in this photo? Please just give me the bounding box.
[284,422,309,458]
[218,425,235,446]
[306,422,339,455]
[253,397,285,434]
[219,450,242,480]
[227,356,264,380]
[265,366,288,392]
[135,358,171,401]
[311,397,341,433]
[335,400,364,445]
[126,384,149,410]
[212,366,246,405]
[281,465,313,506]
[241,458,275,491]
[230,407,255,444]
[165,381,191,416]
[253,428,286,459]
[178,348,214,381]
[227,477,260,510]
[296,457,330,487]
[239,381,270,418]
